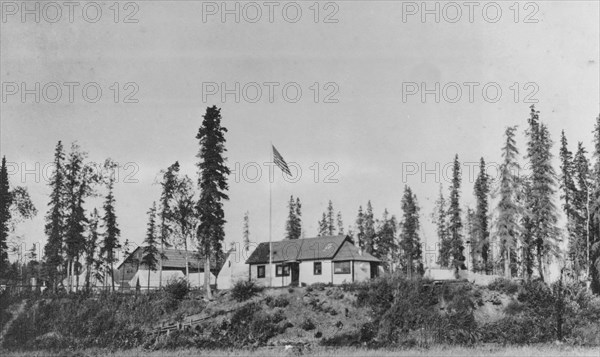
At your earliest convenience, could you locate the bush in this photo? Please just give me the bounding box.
[300,318,315,330]
[164,278,190,300]
[231,280,264,302]
[265,295,290,308]
[488,278,520,295]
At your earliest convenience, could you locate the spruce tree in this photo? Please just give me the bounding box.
[326,200,335,235]
[0,157,11,276]
[142,202,159,291]
[559,131,577,223]
[590,115,600,293]
[44,141,66,291]
[158,161,179,287]
[374,209,397,272]
[294,197,302,238]
[399,186,423,277]
[285,196,301,239]
[85,208,100,291]
[355,206,365,249]
[195,106,230,299]
[243,211,250,251]
[473,158,491,273]
[570,142,591,278]
[434,184,451,267]
[525,105,559,281]
[496,126,521,278]
[64,143,90,291]
[318,212,328,236]
[336,211,344,235]
[364,201,376,254]
[447,154,464,275]
[101,160,121,292]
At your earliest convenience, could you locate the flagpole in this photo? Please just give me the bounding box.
[269,142,273,288]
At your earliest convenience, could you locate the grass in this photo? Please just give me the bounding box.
[2,345,599,357]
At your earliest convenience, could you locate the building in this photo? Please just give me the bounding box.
[116,246,217,290]
[245,235,380,287]
[216,243,256,289]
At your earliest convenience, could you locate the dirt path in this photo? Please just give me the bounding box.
[0,300,27,344]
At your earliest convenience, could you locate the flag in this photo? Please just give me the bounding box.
[272,145,291,176]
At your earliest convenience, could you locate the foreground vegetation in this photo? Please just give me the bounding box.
[1,276,599,353]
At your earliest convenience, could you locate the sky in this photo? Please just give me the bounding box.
[1,1,599,268]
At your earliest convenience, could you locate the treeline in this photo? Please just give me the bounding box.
[433,106,600,292]
[0,157,38,282]
[283,187,424,277]
[39,141,123,292]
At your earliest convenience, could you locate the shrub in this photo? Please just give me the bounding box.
[310,283,327,291]
[231,280,264,302]
[164,278,190,300]
[488,278,520,295]
[265,295,290,308]
[300,318,315,330]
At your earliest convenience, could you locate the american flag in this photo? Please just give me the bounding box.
[272,145,291,176]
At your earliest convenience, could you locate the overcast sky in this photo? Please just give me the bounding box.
[1,1,599,265]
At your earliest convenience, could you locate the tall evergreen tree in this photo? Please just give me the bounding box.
[195,106,230,299]
[326,200,335,235]
[285,196,302,239]
[0,157,11,276]
[399,186,423,277]
[318,212,328,236]
[570,142,591,278]
[496,126,521,278]
[590,115,600,293]
[64,143,93,292]
[336,211,344,235]
[559,131,577,223]
[464,207,476,271]
[101,160,121,292]
[525,105,559,281]
[473,158,491,274]
[374,209,397,272]
[44,141,66,291]
[142,202,159,291]
[85,208,100,291]
[434,184,451,267]
[158,161,179,287]
[242,211,250,251]
[295,197,302,238]
[447,154,464,275]
[355,206,365,249]
[364,201,376,254]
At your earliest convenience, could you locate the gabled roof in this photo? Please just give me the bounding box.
[245,235,380,264]
[332,241,379,262]
[117,247,215,271]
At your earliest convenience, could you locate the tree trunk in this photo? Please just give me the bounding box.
[204,254,212,299]
[504,249,511,279]
[147,268,151,292]
[75,257,80,292]
[159,242,163,289]
[110,260,115,292]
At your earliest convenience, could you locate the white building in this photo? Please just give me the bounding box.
[245,235,380,287]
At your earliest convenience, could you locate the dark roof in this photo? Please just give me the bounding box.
[332,241,379,262]
[118,247,215,270]
[245,235,380,264]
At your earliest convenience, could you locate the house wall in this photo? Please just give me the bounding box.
[298,260,332,285]
[250,260,375,286]
[249,263,292,288]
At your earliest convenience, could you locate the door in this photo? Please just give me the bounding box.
[290,263,300,286]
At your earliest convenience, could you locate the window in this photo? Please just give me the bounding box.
[334,261,351,274]
[257,265,266,278]
[313,262,322,275]
[275,264,290,277]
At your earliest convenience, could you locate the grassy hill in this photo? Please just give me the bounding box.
[1,277,599,354]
